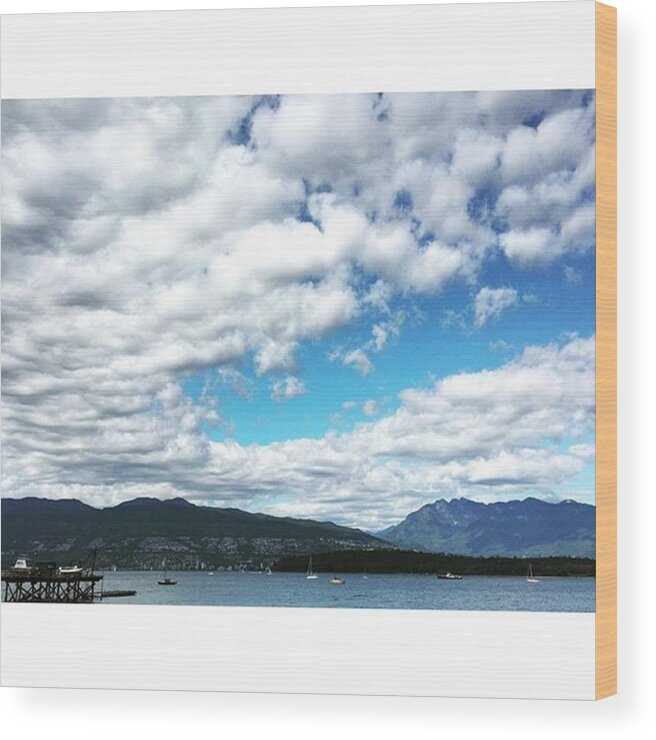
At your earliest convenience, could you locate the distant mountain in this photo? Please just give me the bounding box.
[0,496,386,570]
[377,497,595,558]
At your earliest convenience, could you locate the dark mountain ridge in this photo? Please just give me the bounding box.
[1,496,385,570]
[377,496,595,558]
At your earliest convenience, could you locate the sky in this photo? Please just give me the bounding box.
[0,90,596,530]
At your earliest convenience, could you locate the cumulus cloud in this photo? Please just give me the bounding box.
[1,91,596,528]
[1,325,595,529]
[271,376,307,402]
[362,400,379,417]
[341,348,374,376]
[474,287,519,327]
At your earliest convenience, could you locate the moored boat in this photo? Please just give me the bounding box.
[58,565,84,575]
[437,571,462,580]
[11,558,32,573]
[306,556,319,580]
[329,576,345,585]
[157,562,177,586]
[526,563,540,583]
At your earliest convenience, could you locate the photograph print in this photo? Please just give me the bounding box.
[1,89,596,612]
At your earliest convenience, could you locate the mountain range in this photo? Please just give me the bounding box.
[377,497,595,558]
[0,496,383,569]
[1,495,596,569]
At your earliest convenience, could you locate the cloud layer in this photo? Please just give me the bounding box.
[1,91,596,528]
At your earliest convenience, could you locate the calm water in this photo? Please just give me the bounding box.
[97,571,595,612]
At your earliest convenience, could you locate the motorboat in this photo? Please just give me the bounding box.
[58,565,84,575]
[11,558,32,573]
[437,571,462,580]
[329,576,345,585]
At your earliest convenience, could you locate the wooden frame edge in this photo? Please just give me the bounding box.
[595,1,617,701]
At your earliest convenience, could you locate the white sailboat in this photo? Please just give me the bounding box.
[306,556,319,580]
[158,560,177,586]
[526,562,540,583]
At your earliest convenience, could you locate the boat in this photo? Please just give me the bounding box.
[208,571,215,576]
[11,558,32,573]
[58,565,84,575]
[437,572,462,580]
[157,563,177,586]
[329,576,345,585]
[101,590,137,598]
[526,563,540,583]
[266,565,273,575]
[306,556,319,580]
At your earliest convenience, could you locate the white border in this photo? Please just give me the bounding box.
[1,2,595,99]
[0,605,596,699]
[0,2,597,699]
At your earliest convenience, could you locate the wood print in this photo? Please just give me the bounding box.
[0,2,616,699]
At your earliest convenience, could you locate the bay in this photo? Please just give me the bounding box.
[97,570,595,612]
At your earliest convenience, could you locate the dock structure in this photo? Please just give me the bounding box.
[1,570,103,603]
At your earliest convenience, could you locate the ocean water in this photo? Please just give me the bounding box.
[97,571,595,612]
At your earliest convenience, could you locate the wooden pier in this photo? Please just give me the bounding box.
[99,589,136,599]
[1,570,103,603]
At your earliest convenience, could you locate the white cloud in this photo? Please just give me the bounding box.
[271,376,307,402]
[569,443,596,460]
[1,330,595,529]
[362,400,379,417]
[341,348,374,376]
[474,287,519,327]
[1,92,597,529]
[214,335,594,528]
[372,324,390,352]
[499,227,556,266]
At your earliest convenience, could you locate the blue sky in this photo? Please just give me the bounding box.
[1,90,596,529]
[182,248,595,447]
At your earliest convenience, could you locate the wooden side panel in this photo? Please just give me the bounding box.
[595,1,617,701]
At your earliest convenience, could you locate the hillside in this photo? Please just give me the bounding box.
[377,497,595,558]
[0,496,386,570]
[274,549,595,577]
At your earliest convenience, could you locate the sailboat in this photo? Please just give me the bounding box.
[158,561,177,586]
[306,556,319,580]
[526,562,540,583]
